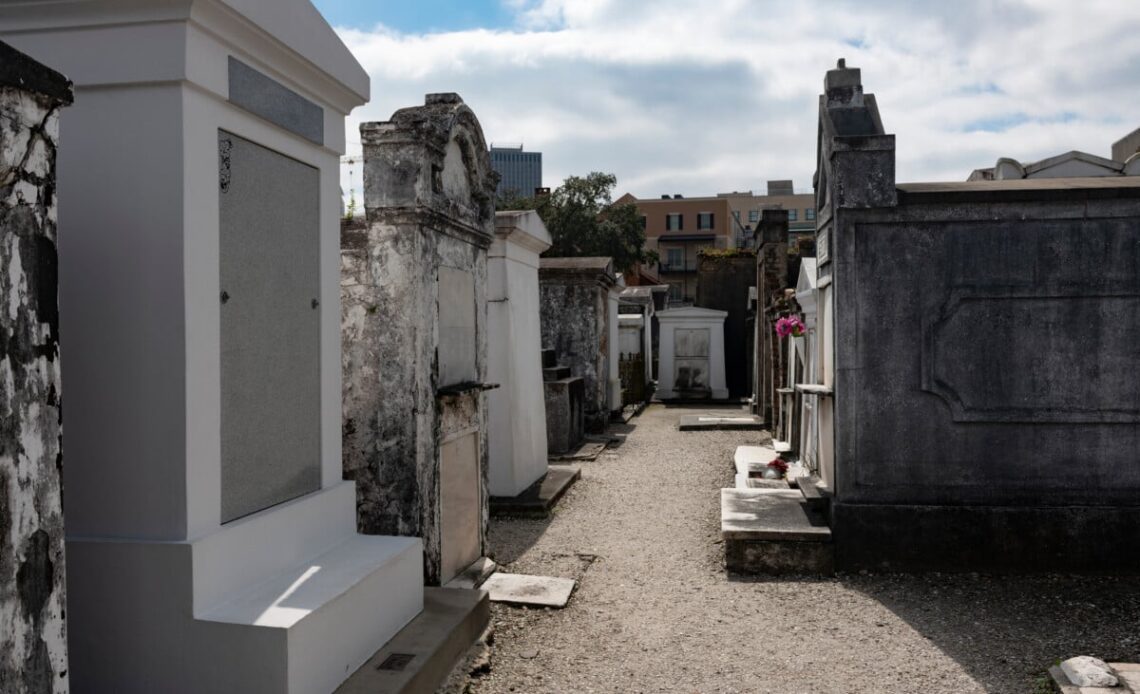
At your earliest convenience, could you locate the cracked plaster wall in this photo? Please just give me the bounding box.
[0,44,71,694]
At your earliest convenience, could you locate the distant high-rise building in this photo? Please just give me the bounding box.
[489,144,542,199]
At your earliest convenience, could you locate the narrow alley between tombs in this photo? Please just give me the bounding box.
[469,404,1140,694]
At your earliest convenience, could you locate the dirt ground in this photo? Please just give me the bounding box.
[468,403,1140,694]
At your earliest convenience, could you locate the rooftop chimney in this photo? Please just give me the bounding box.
[766,180,794,196]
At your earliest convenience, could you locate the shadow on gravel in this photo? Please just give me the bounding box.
[841,572,1140,693]
[602,421,635,449]
[657,401,752,410]
[487,516,554,566]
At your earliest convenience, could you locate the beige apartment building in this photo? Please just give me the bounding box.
[616,193,732,303]
[617,180,815,303]
[718,180,816,247]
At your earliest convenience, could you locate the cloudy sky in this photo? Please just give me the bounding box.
[314,0,1140,200]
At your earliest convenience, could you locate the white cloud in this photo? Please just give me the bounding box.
[335,0,1140,202]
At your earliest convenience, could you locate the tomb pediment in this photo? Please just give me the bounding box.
[361,94,498,241]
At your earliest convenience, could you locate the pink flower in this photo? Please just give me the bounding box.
[775,316,805,338]
[775,317,791,338]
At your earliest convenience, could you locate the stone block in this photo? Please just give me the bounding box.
[831,503,1140,572]
[1060,657,1118,688]
[721,488,831,542]
[545,377,585,454]
[336,587,491,694]
[725,538,835,576]
[679,414,765,431]
[489,466,580,518]
[482,573,576,608]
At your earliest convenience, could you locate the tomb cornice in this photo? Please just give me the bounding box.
[493,226,553,255]
[0,0,369,117]
[367,206,494,250]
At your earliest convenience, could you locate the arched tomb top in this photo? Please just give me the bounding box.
[360,93,498,238]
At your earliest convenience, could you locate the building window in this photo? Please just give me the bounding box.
[668,283,682,300]
[805,208,816,221]
[732,210,741,222]
[665,248,683,268]
[748,209,759,223]
[640,215,647,230]
[697,212,714,230]
[788,209,797,221]
[666,213,683,231]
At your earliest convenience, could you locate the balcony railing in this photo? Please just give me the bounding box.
[658,262,698,273]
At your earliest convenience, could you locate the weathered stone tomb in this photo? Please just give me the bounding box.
[810,60,1140,571]
[539,256,621,431]
[2,3,424,691]
[0,40,71,694]
[542,347,586,455]
[344,93,495,586]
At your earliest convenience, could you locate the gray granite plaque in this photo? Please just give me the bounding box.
[219,130,321,523]
[228,57,324,145]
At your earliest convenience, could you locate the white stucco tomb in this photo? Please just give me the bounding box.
[794,258,822,480]
[488,210,553,497]
[656,306,729,399]
[0,3,423,692]
[619,314,645,355]
[607,278,624,416]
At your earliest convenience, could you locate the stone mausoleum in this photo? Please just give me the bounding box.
[2,2,424,691]
[539,257,621,431]
[808,60,1140,571]
[344,93,496,587]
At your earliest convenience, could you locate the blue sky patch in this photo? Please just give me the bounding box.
[964,111,1079,132]
[313,0,516,33]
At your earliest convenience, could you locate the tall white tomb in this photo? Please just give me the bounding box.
[487,210,553,497]
[0,2,423,692]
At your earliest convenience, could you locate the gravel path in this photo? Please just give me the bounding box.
[470,403,1140,694]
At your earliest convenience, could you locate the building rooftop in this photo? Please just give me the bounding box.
[539,257,615,273]
[897,175,1140,203]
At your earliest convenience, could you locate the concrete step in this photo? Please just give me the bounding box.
[543,365,571,381]
[199,534,424,694]
[336,587,491,694]
[721,488,834,575]
[541,348,557,369]
[794,475,830,517]
[490,466,581,517]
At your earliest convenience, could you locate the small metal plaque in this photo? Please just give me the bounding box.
[377,653,416,671]
[817,228,830,264]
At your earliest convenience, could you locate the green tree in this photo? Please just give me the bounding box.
[500,172,657,273]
